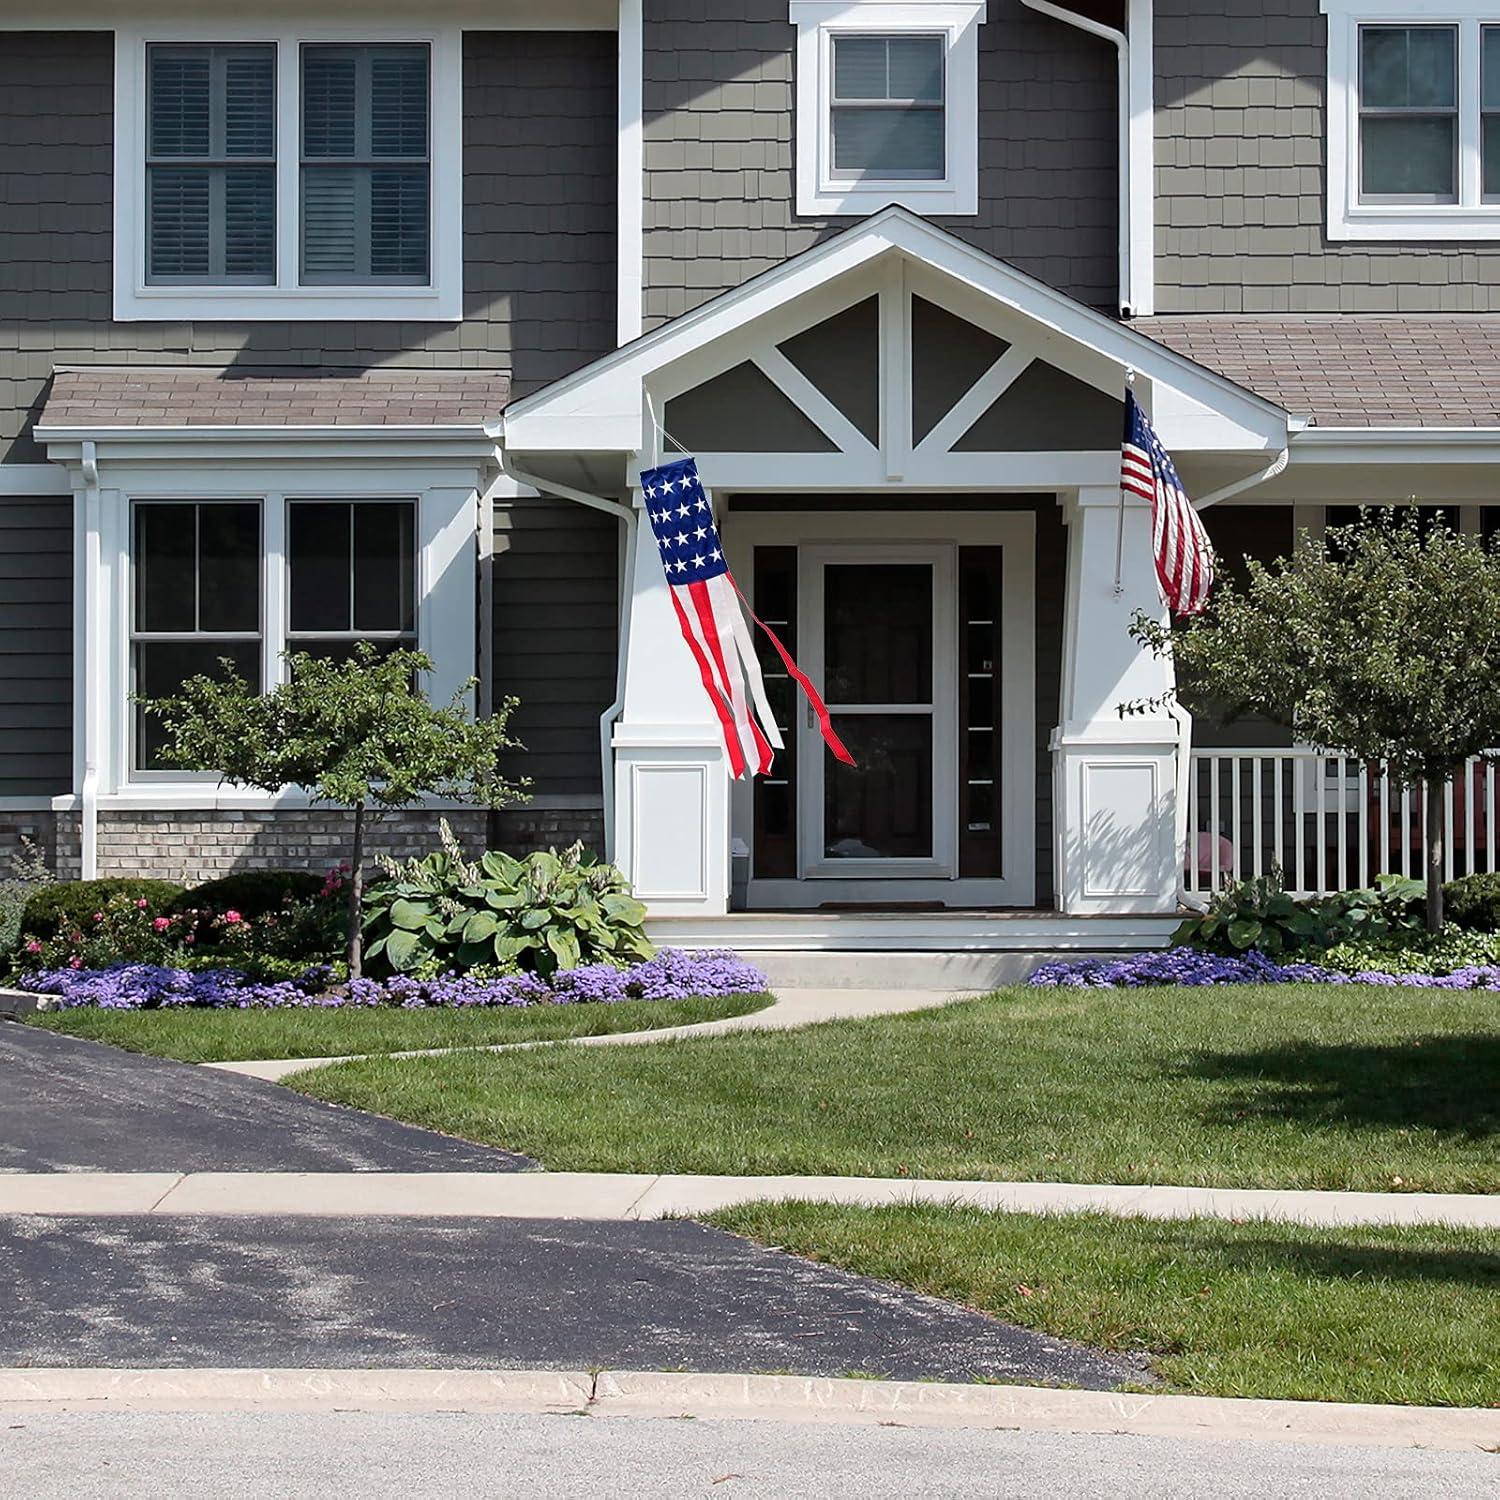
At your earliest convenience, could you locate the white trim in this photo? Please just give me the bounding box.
[0,464,71,497]
[112,24,463,321]
[1323,2,1500,240]
[617,0,644,344]
[504,208,1289,456]
[790,1,985,217]
[0,2,619,28]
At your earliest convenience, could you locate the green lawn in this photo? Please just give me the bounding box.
[290,984,1500,1192]
[27,993,770,1063]
[703,1202,1500,1408]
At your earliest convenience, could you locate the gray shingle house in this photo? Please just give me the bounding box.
[3,1,1499,961]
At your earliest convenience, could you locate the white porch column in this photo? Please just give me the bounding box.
[611,488,733,915]
[1051,486,1183,915]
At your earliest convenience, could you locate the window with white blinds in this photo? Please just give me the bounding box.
[301,44,431,285]
[129,33,447,309]
[146,44,276,283]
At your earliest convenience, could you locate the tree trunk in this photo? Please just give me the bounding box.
[347,801,366,978]
[1425,776,1445,934]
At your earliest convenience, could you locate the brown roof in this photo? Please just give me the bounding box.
[1134,317,1500,428]
[37,367,511,430]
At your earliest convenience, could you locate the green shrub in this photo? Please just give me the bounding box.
[1174,872,1424,957]
[363,821,653,978]
[0,838,53,956]
[173,870,328,921]
[23,878,184,941]
[1441,873,1500,933]
[1320,928,1500,976]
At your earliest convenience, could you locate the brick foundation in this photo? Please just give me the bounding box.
[0,806,605,887]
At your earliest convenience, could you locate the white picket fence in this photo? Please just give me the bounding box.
[1184,750,1500,899]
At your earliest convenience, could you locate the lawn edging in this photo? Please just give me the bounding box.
[0,1366,1495,1451]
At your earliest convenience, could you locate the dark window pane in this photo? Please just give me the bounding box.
[887,38,943,102]
[300,164,360,277]
[289,503,351,633]
[134,504,197,633]
[833,37,889,99]
[352,502,416,632]
[1486,28,1500,110]
[369,48,429,156]
[1361,26,1457,109]
[302,47,358,157]
[135,639,260,769]
[1361,115,1455,198]
[369,167,429,279]
[824,714,933,860]
[149,49,211,157]
[290,638,409,669]
[1486,115,1500,199]
[223,166,276,277]
[832,106,944,178]
[221,49,275,157]
[198,504,261,633]
[147,166,212,278]
[825,564,932,704]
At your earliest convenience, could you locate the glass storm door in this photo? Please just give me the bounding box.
[798,545,957,879]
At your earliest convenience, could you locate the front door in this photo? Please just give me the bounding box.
[798,545,958,880]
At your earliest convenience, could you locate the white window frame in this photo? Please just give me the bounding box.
[113,23,463,321]
[1324,0,1500,239]
[89,461,476,797]
[790,1,986,217]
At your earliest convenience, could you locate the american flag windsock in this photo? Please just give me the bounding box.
[640,457,854,781]
[1121,390,1215,617]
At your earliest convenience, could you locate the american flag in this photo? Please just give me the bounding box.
[1121,390,1215,617]
[640,457,853,780]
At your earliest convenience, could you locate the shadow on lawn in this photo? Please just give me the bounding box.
[1214,1237,1500,1292]
[1183,1034,1500,1139]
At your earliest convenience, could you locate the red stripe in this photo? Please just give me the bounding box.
[730,575,856,768]
[688,580,756,770]
[669,586,748,779]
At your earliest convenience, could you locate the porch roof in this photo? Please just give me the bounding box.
[1135,317,1500,429]
[35,366,512,432]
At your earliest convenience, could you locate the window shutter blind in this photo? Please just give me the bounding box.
[146,44,275,284]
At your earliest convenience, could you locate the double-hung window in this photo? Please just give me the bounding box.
[117,28,460,319]
[1326,3,1500,238]
[130,497,419,772]
[791,1,984,217]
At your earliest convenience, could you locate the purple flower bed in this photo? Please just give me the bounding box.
[21,948,770,1012]
[1029,947,1500,990]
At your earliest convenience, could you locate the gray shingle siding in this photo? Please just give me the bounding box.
[492,497,620,800]
[0,30,617,462]
[0,496,72,795]
[643,0,1119,327]
[1155,2,1500,313]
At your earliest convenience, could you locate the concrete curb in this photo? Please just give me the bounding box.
[0,1367,1495,1452]
[204,987,976,1082]
[2,1170,1497,1228]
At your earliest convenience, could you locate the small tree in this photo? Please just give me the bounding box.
[139,644,528,976]
[1134,512,1500,932]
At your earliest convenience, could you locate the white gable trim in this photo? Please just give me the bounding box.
[503,208,1290,456]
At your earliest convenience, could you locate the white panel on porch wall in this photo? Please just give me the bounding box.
[630,763,710,901]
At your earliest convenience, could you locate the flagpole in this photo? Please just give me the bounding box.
[1114,368,1134,596]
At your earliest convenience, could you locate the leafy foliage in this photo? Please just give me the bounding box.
[1133,512,1500,929]
[1319,928,1500,977]
[1440,873,1500,933]
[1172,872,1423,958]
[22,878,185,942]
[363,821,654,978]
[173,870,327,921]
[0,837,53,956]
[136,643,529,975]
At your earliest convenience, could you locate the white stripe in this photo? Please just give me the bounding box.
[703,578,764,772]
[714,574,785,753]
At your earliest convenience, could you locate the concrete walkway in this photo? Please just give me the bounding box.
[4,1170,1496,1229]
[207,986,976,1081]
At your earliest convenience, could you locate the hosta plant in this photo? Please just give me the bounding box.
[363,822,654,977]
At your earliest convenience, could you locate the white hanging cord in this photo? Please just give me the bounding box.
[643,390,692,464]
[1113,368,1134,596]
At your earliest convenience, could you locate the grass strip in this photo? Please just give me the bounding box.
[703,1201,1500,1408]
[290,984,1499,1192]
[27,992,771,1063]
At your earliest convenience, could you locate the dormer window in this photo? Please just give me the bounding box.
[791,2,985,217]
[1325,2,1500,239]
[115,26,461,320]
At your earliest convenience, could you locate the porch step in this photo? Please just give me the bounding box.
[647,912,1179,991]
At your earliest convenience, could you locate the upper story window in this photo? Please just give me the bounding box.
[1325,2,1500,238]
[791,2,985,218]
[116,27,461,321]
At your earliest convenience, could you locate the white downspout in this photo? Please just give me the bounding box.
[78,440,100,880]
[1020,0,1153,318]
[493,441,636,863]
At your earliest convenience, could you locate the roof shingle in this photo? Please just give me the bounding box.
[1134,317,1500,428]
[36,367,511,430]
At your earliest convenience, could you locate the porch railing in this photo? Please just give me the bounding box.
[1184,750,1500,899]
